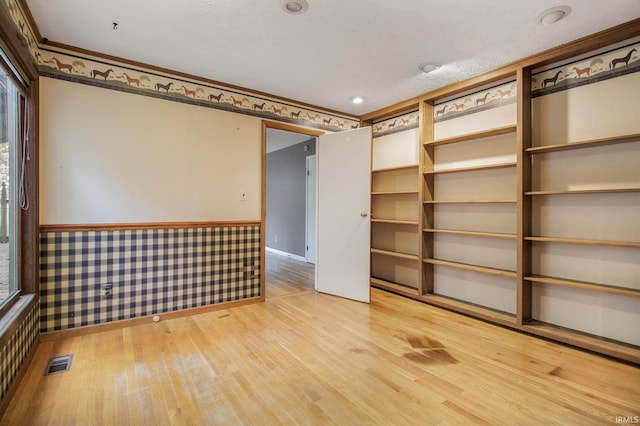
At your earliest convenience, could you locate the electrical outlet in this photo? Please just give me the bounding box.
[104,283,113,298]
[275,234,278,242]
[240,191,247,201]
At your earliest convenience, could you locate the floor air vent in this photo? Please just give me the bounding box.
[45,354,73,376]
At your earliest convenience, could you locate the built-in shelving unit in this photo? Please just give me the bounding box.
[523,129,639,358]
[421,110,519,318]
[363,25,640,364]
[370,127,421,293]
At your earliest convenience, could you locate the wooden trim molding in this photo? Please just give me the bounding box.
[0,294,37,349]
[39,221,261,233]
[39,296,261,342]
[263,120,325,136]
[261,120,325,302]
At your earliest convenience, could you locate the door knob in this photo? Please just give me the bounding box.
[360,211,369,217]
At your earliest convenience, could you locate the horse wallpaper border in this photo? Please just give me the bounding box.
[36,48,360,132]
[372,110,419,138]
[532,42,640,97]
[2,0,39,62]
[433,80,517,124]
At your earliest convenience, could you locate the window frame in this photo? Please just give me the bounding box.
[0,11,39,321]
[0,70,21,312]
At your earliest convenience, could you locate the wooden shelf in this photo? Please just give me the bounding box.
[371,190,419,196]
[525,236,640,249]
[424,162,516,175]
[525,188,640,196]
[372,219,419,226]
[423,199,516,204]
[372,164,419,173]
[423,258,517,278]
[420,293,517,326]
[371,248,419,261]
[525,274,640,298]
[371,278,418,296]
[526,133,640,154]
[426,125,517,147]
[425,228,516,239]
[520,320,640,365]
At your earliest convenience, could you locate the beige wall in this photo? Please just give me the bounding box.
[39,77,262,224]
[530,71,640,346]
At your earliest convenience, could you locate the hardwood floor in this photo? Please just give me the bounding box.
[265,251,315,299]
[2,254,639,425]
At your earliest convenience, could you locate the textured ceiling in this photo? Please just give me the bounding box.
[26,0,640,115]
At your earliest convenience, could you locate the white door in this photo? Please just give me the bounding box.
[316,127,371,303]
[305,155,317,264]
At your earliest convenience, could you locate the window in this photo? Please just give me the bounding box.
[0,60,19,308]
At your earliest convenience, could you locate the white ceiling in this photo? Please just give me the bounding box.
[26,0,640,116]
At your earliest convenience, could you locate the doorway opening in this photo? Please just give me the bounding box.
[262,121,323,300]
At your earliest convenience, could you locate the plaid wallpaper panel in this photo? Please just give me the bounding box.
[0,301,39,405]
[40,225,261,332]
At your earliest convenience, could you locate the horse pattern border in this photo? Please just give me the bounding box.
[372,111,419,138]
[433,80,517,123]
[37,49,360,132]
[531,42,640,97]
[2,0,39,62]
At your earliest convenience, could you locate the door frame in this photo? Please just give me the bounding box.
[261,121,324,301]
[305,154,317,265]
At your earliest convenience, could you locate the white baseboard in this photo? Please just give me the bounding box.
[266,247,307,262]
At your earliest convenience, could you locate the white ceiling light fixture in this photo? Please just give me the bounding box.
[419,62,441,74]
[537,6,571,26]
[281,0,309,15]
[351,96,364,104]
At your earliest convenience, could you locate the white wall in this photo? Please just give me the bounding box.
[39,77,262,224]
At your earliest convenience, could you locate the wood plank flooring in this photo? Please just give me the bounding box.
[2,253,639,425]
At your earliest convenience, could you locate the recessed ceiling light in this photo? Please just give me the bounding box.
[351,96,364,104]
[281,0,309,14]
[537,6,571,25]
[419,62,441,74]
